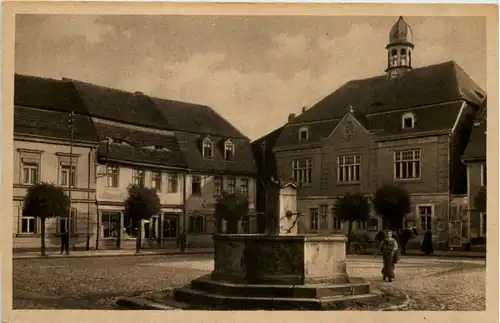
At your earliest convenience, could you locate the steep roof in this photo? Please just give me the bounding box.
[14,74,88,114]
[275,61,485,148]
[14,73,254,174]
[463,98,487,162]
[151,97,246,138]
[274,120,339,148]
[97,142,187,170]
[70,80,170,130]
[252,125,285,181]
[291,61,484,124]
[367,101,464,136]
[93,122,187,169]
[14,105,98,143]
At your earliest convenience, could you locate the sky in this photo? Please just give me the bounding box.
[15,15,486,141]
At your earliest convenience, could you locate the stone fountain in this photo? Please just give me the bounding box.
[173,180,379,310]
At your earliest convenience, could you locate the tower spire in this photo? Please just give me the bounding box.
[385,16,414,79]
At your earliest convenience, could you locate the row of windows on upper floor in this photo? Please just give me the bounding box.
[297,112,417,141]
[20,160,251,198]
[291,148,487,186]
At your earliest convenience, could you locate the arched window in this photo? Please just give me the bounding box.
[402,112,415,129]
[400,48,407,65]
[390,50,398,66]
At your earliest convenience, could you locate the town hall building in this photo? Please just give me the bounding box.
[253,16,486,249]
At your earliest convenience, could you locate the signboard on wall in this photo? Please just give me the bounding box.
[449,220,463,248]
[201,200,216,209]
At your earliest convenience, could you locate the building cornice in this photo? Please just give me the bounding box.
[17,148,44,154]
[56,152,82,158]
[92,117,175,137]
[462,156,486,163]
[99,158,188,172]
[374,130,449,142]
[187,168,258,177]
[273,143,322,153]
[13,184,96,192]
[14,134,98,148]
[96,200,183,209]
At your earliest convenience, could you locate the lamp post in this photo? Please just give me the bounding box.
[67,111,75,254]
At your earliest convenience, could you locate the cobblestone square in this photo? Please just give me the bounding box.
[13,254,486,310]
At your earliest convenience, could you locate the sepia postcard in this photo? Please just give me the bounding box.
[1,1,499,323]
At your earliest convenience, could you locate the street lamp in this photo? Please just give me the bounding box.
[67,111,75,254]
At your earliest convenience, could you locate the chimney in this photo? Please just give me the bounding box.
[288,113,296,123]
[302,106,307,113]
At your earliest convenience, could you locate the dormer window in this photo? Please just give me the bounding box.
[224,139,235,160]
[107,138,132,146]
[202,137,214,158]
[402,112,415,129]
[299,127,309,141]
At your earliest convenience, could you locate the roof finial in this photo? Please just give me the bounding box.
[348,105,354,113]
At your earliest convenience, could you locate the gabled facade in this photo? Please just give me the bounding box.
[263,17,486,248]
[13,73,258,251]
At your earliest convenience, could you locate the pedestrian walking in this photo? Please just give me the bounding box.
[60,228,69,255]
[376,230,399,282]
[375,230,386,247]
[421,230,434,255]
[399,227,416,256]
[177,231,187,253]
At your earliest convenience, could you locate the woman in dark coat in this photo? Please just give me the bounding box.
[375,230,386,246]
[421,230,434,255]
[376,230,399,282]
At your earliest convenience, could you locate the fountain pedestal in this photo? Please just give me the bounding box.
[173,181,379,310]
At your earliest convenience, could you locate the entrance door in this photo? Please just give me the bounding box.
[163,214,179,238]
[151,216,159,239]
[143,220,151,239]
[101,213,120,238]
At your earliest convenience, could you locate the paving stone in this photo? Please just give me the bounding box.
[13,254,486,310]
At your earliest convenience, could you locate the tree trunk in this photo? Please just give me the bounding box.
[136,221,142,253]
[116,217,121,249]
[227,220,239,234]
[346,220,353,254]
[40,218,46,256]
[266,212,278,236]
[216,217,223,234]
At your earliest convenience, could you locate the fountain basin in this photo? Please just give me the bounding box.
[211,233,349,285]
